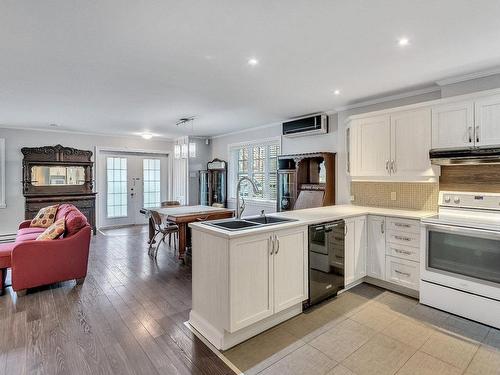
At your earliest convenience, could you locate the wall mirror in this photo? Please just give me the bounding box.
[31,165,86,186]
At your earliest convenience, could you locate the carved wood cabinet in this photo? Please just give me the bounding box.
[21,145,97,233]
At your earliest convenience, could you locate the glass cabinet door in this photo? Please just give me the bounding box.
[277,171,296,212]
[210,170,226,206]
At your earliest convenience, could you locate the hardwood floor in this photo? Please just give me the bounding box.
[0,225,235,375]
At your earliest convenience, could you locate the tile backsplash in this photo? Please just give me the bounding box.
[351,182,439,211]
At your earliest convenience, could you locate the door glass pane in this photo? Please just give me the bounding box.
[107,157,127,218]
[143,159,161,208]
[428,230,500,284]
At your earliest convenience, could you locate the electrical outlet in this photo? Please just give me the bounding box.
[390,192,397,201]
[350,195,355,202]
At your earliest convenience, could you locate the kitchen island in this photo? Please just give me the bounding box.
[188,205,434,350]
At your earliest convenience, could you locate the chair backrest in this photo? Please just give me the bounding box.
[161,201,181,207]
[150,211,163,228]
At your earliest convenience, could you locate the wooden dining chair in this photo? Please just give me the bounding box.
[148,210,179,258]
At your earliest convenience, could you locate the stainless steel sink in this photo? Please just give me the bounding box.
[245,216,295,225]
[203,216,297,231]
[205,219,261,230]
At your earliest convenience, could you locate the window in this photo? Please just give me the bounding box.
[143,159,161,208]
[230,140,281,201]
[106,157,127,218]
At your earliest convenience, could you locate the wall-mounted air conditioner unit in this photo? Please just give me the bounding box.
[282,114,328,137]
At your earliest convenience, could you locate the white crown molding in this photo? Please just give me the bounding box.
[334,85,441,112]
[0,124,175,142]
[210,121,281,139]
[435,66,500,86]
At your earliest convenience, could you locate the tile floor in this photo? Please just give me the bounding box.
[223,283,500,375]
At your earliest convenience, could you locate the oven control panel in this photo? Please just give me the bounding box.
[440,191,500,210]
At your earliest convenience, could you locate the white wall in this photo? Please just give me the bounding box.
[0,127,173,236]
[187,137,211,205]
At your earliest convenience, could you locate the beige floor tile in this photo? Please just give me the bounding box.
[373,291,418,314]
[405,303,449,328]
[396,351,462,375]
[259,344,337,375]
[384,316,434,349]
[420,330,479,369]
[280,305,347,342]
[326,291,372,317]
[465,345,500,375]
[350,304,400,332]
[224,325,305,374]
[309,319,376,362]
[327,364,356,375]
[345,283,386,300]
[342,333,416,375]
[440,315,490,343]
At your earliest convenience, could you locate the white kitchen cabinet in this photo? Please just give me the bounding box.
[355,115,391,176]
[390,109,433,177]
[229,233,274,331]
[344,216,367,285]
[431,101,474,149]
[475,94,500,146]
[229,226,307,332]
[367,216,386,280]
[273,227,308,313]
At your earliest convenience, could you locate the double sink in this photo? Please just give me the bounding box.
[204,215,296,231]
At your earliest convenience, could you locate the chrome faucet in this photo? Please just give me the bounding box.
[236,176,259,219]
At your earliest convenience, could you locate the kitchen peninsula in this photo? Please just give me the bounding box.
[188,205,434,350]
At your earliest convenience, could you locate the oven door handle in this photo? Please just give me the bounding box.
[426,223,500,240]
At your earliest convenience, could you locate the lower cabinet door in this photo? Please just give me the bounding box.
[229,233,274,332]
[273,227,308,313]
[367,216,386,280]
[344,219,356,285]
[354,217,367,280]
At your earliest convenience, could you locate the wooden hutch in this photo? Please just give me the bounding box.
[21,145,97,233]
[277,152,335,212]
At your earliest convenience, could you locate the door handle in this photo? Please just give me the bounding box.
[269,235,275,255]
[381,221,385,234]
[476,125,480,143]
[468,126,473,143]
[385,160,389,173]
[391,160,396,173]
[275,235,280,254]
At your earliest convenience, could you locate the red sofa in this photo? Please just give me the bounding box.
[0,204,91,295]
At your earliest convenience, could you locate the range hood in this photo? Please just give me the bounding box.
[430,146,500,165]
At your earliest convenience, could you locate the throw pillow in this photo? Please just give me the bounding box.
[36,218,66,240]
[30,204,59,228]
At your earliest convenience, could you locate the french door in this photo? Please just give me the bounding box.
[99,152,168,228]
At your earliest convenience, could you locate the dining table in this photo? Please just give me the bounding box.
[141,205,234,261]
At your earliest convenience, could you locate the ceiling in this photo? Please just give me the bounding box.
[1,0,500,139]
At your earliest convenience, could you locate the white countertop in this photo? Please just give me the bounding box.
[189,205,435,239]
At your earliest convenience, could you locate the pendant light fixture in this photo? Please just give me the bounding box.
[175,117,197,159]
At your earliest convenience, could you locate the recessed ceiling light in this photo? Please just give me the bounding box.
[333,89,341,95]
[398,37,410,46]
[141,133,153,140]
[247,58,259,66]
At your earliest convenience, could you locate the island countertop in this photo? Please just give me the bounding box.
[188,204,435,239]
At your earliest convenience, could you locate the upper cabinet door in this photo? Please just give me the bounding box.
[229,233,274,332]
[355,115,391,176]
[475,94,500,146]
[431,101,474,148]
[391,108,434,177]
[273,227,307,313]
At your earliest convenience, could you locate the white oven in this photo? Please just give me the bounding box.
[420,191,500,329]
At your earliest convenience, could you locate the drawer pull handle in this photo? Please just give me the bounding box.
[395,270,411,277]
[394,249,412,255]
[394,223,411,228]
[394,235,412,241]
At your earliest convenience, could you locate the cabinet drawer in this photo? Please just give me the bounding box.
[385,256,419,290]
[386,243,419,262]
[386,217,420,234]
[387,230,420,248]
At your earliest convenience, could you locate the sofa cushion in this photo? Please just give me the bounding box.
[16,232,43,243]
[36,219,66,240]
[64,209,88,237]
[30,205,59,228]
[55,203,76,221]
[17,227,45,237]
[0,243,13,268]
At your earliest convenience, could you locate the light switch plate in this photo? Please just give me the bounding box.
[350,195,355,202]
[390,192,397,201]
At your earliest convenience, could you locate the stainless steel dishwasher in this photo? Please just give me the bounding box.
[305,220,345,308]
